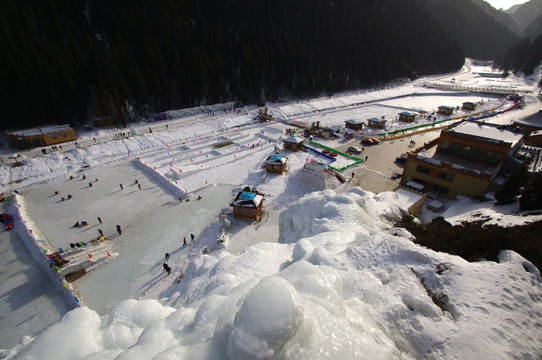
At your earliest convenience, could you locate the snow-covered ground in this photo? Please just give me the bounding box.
[1,60,542,359]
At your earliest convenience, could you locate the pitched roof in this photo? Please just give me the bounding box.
[230,191,264,207]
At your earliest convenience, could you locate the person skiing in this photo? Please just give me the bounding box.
[116,225,122,235]
[119,184,123,190]
[138,184,142,190]
[97,216,102,224]
[183,237,187,246]
[98,229,103,236]
[89,182,93,187]
[190,234,195,242]
[165,253,170,260]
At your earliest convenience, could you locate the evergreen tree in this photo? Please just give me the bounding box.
[495,160,531,205]
[519,172,542,211]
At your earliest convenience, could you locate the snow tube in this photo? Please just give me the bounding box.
[329,152,338,157]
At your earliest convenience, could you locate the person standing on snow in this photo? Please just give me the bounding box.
[163,263,171,275]
[116,225,122,235]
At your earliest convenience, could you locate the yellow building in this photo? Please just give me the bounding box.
[401,122,524,199]
[6,125,76,149]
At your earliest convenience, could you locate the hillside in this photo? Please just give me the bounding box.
[421,0,518,59]
[1,0,524,132]
[509,0,542,33]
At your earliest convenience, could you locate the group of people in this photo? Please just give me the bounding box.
[73,220,88,227]
[182,233,196,246]
[59,194,72,201]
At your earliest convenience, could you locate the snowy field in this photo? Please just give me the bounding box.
[1,59,542,359]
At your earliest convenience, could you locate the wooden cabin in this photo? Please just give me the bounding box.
[398,112,416,122]
[230,189,265,220]
[264,154,288,174]
[344,119,364,131]
[283,136,305,152]
[367,117,387,129]
[462,102,476,111]
[437,106,455,116]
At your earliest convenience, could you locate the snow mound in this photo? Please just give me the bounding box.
[8,189,542,359]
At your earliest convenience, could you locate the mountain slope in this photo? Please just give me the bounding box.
[421,0,518,59]
[510,0,542,33]
[522,12,542,38]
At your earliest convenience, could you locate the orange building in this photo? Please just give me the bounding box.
[6,125,76,149]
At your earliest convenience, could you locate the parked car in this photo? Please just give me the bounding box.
[347,146,362,154]
[395,153,408,163]
[361,138,379,145]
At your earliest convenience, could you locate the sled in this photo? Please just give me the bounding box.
[65,269,87,283]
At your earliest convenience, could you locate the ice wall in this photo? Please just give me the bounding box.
[10,194,82,309]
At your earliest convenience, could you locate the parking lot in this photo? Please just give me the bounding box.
[336,130,440,193]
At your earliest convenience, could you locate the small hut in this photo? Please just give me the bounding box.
[367,117,387,129]
[283,136,305,152]
[344,119,364,131]
[230,188,265,220]
[398,111,416,122]
[462,102,476,111]
[264,154,288,174]
[437,106,454,116]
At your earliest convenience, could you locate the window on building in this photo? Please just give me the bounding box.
[461,145,483,161]
[484,150,503,166]
[416,165,431,174]
[439,140,460,156]
[433,184,449,194]
[438,171,454,181]
[413,178,426,185]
